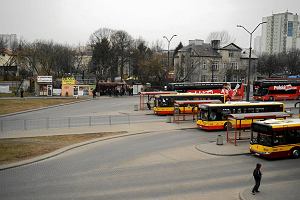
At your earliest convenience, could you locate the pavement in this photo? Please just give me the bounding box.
[0,98,299,200]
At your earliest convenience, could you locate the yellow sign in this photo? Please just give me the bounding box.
[62,77,76,85]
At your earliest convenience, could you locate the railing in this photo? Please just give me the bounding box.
[0,114,164,133]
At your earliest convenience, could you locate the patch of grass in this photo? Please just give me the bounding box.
[0,132,126,165]
[0,98,81,115]
[0,93,16,97]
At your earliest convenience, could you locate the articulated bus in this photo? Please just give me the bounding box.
[167,82,244,101]
[253,79,300,101]
[153,93,226,115]
[250,119,300,159]
[197,102,285,130]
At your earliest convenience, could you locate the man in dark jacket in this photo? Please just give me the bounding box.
[252,163,262,195]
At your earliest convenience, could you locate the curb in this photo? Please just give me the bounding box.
[239,189,248,200]
[0,130,153,171]
[0,98,92,118]
[194,144,250,156]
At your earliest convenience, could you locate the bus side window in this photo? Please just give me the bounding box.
[247,108,255,113]
[255,108,264,113]
[274,131,286,145]
[210,112,217,120]
[288,129,300,143]
[221,108,230,120]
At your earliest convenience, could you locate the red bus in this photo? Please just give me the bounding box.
[167,82,244,101]
[253,79,300,101]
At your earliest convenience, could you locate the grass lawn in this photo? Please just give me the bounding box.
[0,98,81,115]
[0,132,126,165]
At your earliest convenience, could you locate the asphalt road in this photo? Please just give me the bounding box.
[1,96,141,120]
[1,129,300,200]
[0,96,165,133]
[1,96,299,134]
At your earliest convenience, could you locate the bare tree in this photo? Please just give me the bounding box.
[206,30,236,46]
[89,28,115,46]
[111,30,133,80]
[257,53,280,77]
[0,36,8,54]
[286,50,300,75]
[150,40,164,52]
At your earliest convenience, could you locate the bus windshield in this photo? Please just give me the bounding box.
[252,132,273,147]
[254,88,268,96]
[156,97,173,107]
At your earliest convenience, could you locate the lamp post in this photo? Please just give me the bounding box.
[163,34,177,79]
[237,22,266,101]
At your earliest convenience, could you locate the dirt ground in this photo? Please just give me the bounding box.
[0,132,126,165]
[0,98,81,115]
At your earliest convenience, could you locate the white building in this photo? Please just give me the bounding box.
[261,11,300,54]
[0,34,18,50]
[254,36,262,55]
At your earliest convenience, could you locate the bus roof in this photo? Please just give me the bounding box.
[155,93,225,98]
[254,79,300,86]
[168,82,242,86]
[253,118,300,129]
[174,99,222,105]
[140,91,177,95]
[199,101,284,108]
[228,112,290,120]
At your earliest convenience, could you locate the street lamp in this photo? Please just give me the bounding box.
[237,22,266,101]
[163,34,177,77]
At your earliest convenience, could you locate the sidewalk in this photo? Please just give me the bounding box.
[239,180,300,200]
[195,140,250,156]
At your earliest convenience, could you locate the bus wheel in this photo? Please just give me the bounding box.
[224,122,232,130]
[291,148,300,159]
[269,96,274,101]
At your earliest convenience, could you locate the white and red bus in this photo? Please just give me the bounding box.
[253,79,300,101]
[167,82,244,101]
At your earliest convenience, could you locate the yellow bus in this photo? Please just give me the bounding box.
[250,119,300,159]
[197,102,285,130]
[153,93,226,115]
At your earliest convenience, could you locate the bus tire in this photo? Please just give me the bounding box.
[224,122,232,130]
[269,96,274,101]
[291,148,300,159]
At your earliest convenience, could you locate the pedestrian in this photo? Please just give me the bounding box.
[20,88,24,98]
[252,163,262,195]
[92,89,96,98]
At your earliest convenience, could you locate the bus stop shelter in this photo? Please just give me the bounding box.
[173,99,222,123]
[226,112,291,146]
[139,91,177,110]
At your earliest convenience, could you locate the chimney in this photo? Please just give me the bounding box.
[189,39,204,46]
[211,40,220,49]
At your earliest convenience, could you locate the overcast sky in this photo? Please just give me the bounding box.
[0,0,299,49]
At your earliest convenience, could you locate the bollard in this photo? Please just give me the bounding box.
[134,104,139,111]
[216,135,223,145]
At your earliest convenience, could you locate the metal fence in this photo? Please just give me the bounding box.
[0,114,165,133]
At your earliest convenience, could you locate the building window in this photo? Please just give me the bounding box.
[230,62,238,70]
[212,62,219,71]
[229,52,234,57]
[223,63,226,68]
[201,75,206,82]
[202,62,207,70]
[288,21,293,37]
[233,75,238,82]
[212,75,218,82]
